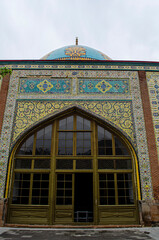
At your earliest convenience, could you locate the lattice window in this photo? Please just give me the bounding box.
[36,125,52,155]
[99,174,115,205]
[17,135,34,155]
[98,127,112,155]
[56,174,72,205]
[32,173,49,205]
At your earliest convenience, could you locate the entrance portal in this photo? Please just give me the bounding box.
[74,173,93,222]
[7,112,139,225]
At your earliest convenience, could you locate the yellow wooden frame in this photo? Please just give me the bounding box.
[6,111,141,225]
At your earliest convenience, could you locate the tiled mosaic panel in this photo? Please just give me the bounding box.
[13,100,135,144]
[19,78,71,94]
[0,71,19,198]
[78,78,129,94]
[0,69,153,200]
[146,72,159,160]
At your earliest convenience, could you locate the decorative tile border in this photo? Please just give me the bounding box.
[146,72,159,160]
[78,78,129,94]
[0,69,153,200]
[19,78,72,94]
[1,63,159,71]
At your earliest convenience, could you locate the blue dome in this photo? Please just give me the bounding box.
[41,45,111,60]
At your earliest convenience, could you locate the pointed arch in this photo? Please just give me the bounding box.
[6,107,140,225]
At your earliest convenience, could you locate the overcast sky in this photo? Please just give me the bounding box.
[1,0,159,61]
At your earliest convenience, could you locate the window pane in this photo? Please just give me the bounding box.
[34,159,50,169]
[76,133,91,155]
[15,159,32,169]
[99,173,115,205]
[56,159,73,169]
[17,135,34,155]
[117,173,134,204]
[36,125,52,155]
[59,116,73,130]
[59,118,66,130]
[98,159,114,169]
[58,132,73,155]
[116,159,132,169]
[76,116,91,130]
[76,159,92,169]
[32,173,49,205]
[12,173,30,204]
[56,174,72,205]
[98,126,112,155]
[115,136,130,155]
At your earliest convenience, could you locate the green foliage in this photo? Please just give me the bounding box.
[0,67,12,77]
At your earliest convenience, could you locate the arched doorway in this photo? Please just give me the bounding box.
[7,110,140,225]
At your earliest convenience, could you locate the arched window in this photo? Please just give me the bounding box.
[8,112,138,224]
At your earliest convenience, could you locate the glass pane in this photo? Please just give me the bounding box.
[15,159,32,169]
[59,118,66,130]
[84,119,91,130]
[116,159,132,169]
[17,135,34,155]
[99,173,115,205]
[67,116,74,129]
[117,173,134,204]
[77,116,91,130]
[76,116,83,130]
[36,125,52,155]
[76,159,92,169]
[44,125,52,139]
[98,126,112,155]
[56,174,72,205]
[108,197,115,205]
[115,136,130,155]
[58,132,65,140]
[98,159,114,169]
[34,159,50,169]
[40,198,48,205]
[57,174,64,181]
[76,133,91,155]
[84,132,91,139]
[59,116,73,130]
[32,173,49,205]
[37,129,44,139]
[12,173,30,204]
[66,140,73,148]
[65,198,72,205]
[56,159,73,169]
[58,132,73,155]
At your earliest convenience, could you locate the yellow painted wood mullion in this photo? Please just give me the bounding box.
[72,173,75,222]
[93,121,98,224]
[33,133,37,155]
[73,115,76,156]
[112,134,115,156]
[114,173,118,205]
[51,121,57,224]
[29,173,33,204]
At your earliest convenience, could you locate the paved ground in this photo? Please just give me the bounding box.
[0,227,159,240]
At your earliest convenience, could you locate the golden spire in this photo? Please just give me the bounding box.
[76,37,78,45]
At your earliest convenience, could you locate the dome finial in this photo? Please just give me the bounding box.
[76,37,78,45]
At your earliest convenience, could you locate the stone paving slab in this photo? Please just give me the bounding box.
[1,228,159,240]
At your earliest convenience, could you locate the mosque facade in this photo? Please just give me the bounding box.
[0,44,159,226]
